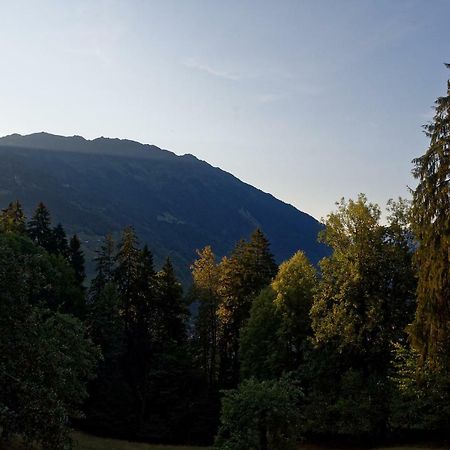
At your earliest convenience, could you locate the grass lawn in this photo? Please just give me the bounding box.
[3,432,450,450]
[70,434,450,450]
[72,431,212,450]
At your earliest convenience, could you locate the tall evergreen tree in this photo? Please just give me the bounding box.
[409,65,450,370]
[156,257,187,344]
[245,229,278,287]
[51,223,69,256]
[27,202,53,251]
[115,227,141,334]
[0,201,26,235]
[88,234,121,358]
[114,229,158,434]
[90,234,116,299]
[68,234,86,286]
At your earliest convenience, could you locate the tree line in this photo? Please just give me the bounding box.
[0,66,449,449]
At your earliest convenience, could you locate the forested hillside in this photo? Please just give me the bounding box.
[0,133,328,282]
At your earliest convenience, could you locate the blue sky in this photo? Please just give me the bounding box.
[0,0,449,220]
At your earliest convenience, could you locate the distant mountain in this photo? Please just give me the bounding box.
[0,132,328,283]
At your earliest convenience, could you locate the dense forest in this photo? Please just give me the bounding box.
[0,67,449,450]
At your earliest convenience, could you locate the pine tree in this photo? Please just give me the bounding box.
[409,65,450,370]
[27,202,53,251]
[88,234,121,357]
[0,200,26,235]
[51,223,69,256]
[115,227,141,333]
[68,234,86,286]
[156,257,187,344]
[90,234,116,299]
[114,228,156,431]
[245,229,278,288]
[133,244,156,349]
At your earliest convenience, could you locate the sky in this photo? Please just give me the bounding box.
[0,0,449,220]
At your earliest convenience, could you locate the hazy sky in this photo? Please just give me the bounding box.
[1,1,449,220]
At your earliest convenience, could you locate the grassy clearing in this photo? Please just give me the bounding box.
[72,431,211,450]
[71,434,450,450]
[3,432,450,450]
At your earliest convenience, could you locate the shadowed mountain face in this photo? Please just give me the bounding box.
[0,132,328,283]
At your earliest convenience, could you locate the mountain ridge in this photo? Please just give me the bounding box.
[0,132,328,283]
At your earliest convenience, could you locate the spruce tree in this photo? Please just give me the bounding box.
[90,234,116,299]
[245,228,278,288]
[68,234,86,286]
[409,65,450,370]
[27,202,53,251]
[115,227,141,333]
[156,257,187,344]
[51,223,69,256]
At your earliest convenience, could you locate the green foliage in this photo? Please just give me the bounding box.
[307,195,415,436]
[69,234,86,287]
[215,377,302,450]
[389,343,450,432]
[311,195,415,364]
[85,227,204,443]
[27,202,53,251]
[409,65,450,370]
[88,282,124,364]
[240,251,316,381]
[156,258,187,344]
[0,233,99,449]
[240,288,284,380]
[191,246,221,386]
[217,230,277,387]
[272,251,316,369]
[51,223,70,256]
[90,234,116,297]
[0,201,26,235]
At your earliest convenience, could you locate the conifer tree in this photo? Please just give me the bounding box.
[409,65,450,370]
[90,234,116,299]
[68,234,86,286]
[245,228,278,287]
[133,244,156,350]
[115,227,141,333]
[88,234,121,354]
[156,257,187,344]
[51,223,69,256]
[81,235,126,438]
[114,229,157,431]
[27,202,53,251]
[0,200,26,235]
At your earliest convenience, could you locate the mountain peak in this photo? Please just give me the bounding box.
[0,132,174,159]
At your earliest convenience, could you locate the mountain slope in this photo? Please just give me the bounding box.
[0,132,328,282]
